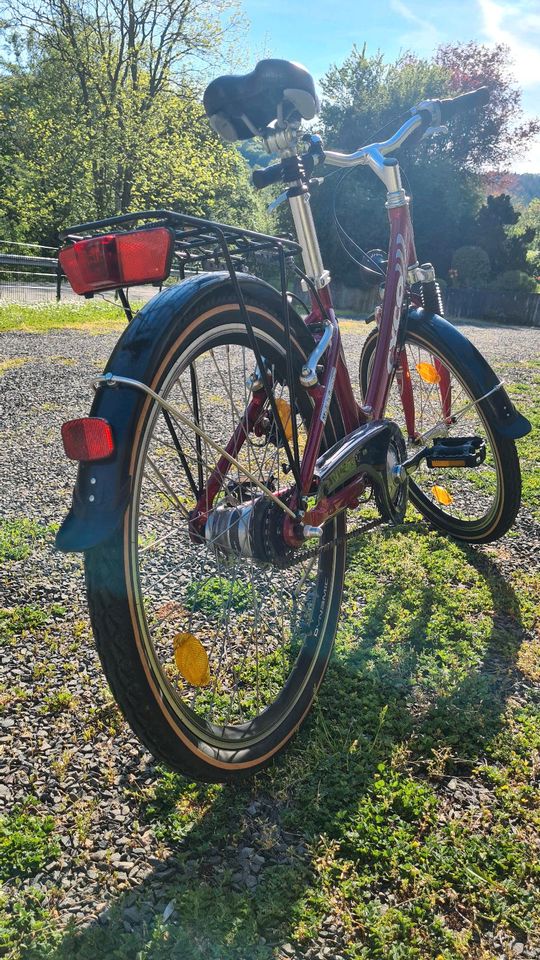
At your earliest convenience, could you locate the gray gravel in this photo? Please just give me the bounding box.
[0,317,539,958]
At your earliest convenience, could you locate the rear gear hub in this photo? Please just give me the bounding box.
[204,496,292,564]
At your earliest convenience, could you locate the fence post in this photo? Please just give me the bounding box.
[56,258,62,301]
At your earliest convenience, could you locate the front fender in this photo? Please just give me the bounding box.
[406,308,531,440]
[56,271,307,553]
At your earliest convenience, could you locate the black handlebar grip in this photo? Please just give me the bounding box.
[439,86,490,123]
[251,163,284,190]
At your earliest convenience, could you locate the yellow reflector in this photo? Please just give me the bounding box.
[274,397,293,442]
[416,362,441,384]
[432,485,453,506]
[173,632,210,686]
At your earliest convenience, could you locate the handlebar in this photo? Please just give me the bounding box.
[438,86,490,124]
[251,87,490,188]
[324,86,491,170]
[252,164,285,190]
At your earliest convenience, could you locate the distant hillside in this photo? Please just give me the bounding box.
[239,140,273,168]
[512,173,540,204]
[483,172,540,205]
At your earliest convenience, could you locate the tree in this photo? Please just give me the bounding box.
[451,246,491,288]
[492,270,536,293]
[3,0,242,211]
[466,194,534,276]
[511,198,540,279]
[305,43,539,286]
[0,0,270,243]
[435,42,539,168]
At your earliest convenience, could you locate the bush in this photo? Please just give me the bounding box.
[491,270,537,292]
[451,246,491,287]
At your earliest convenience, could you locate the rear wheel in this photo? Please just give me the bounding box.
[85,290,346,781]
[359,324,521,542]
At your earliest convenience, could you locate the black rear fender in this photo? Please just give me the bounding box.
[406,308,531,440]
[56,272,308,552]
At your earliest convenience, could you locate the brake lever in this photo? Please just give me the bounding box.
[421,124,448,141]
[267,190,289,213]
[267,178,325,213]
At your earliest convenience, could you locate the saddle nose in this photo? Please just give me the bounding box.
[203,58,319,142]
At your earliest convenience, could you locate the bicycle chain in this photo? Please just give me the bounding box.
[273,514,385,569]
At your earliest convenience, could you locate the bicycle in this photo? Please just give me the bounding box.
[56,59,531,781]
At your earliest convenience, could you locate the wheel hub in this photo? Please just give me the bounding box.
[204,497,291,564]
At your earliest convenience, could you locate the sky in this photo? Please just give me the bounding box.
[242,0,540,173]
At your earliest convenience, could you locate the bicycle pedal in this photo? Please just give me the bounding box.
[426,436,486,468]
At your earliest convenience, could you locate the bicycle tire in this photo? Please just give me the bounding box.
[359,322,521,543]
[85,287,347,781]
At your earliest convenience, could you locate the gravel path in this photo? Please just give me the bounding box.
[0,317,539,956]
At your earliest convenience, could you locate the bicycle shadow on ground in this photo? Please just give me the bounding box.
[44,523,530,960]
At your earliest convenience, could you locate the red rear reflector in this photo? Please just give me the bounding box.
[59,227,174,295]
[61,418,115,461]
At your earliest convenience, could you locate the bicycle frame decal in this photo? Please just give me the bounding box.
[388,231,407,373]
[319,366,336,422]
[364,203,416,420]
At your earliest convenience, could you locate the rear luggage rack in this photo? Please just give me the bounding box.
[59,209,302,282]
[59,209,307,495]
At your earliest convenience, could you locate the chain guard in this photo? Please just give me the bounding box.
[314,418,408,525]
[373,432,408,524]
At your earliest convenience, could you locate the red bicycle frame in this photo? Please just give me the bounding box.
[192,199,427,540]
[192,111,456,541]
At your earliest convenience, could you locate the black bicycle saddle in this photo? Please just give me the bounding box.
[203,59,319,142]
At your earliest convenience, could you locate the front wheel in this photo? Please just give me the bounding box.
[85,289,346,781]
[359,322,521,543]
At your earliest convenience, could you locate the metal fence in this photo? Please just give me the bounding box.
[445,286,540,327]
[0,239,65,303]
[1,239,539,326]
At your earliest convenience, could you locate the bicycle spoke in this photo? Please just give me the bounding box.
[129,335,334,733]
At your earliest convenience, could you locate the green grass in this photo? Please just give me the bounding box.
[0,603,66,647]
[0,518,58,563]
[4,516,537,960]
[185,576,253,615]
[0,301,128,333]
[40,687,78,716]
[509,373,540,520]
[0,357,31,376]
[0,800,59,882]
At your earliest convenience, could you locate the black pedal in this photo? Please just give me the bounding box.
[426,436,486,469]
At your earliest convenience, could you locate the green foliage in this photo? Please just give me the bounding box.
[0,604,66,645]
[451,245,490,287]
[311,43,539,287]
[185,576,253,614]
[508,371,540,520]
[0,518,58,562]
[40,687,78,715]
[512,197,540,280]
[1,496,539,957]
[469,193,532,276]
[492,269,537,292]
[0,0,265,243]
[0,801,59,881]
[0,887,60,959]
